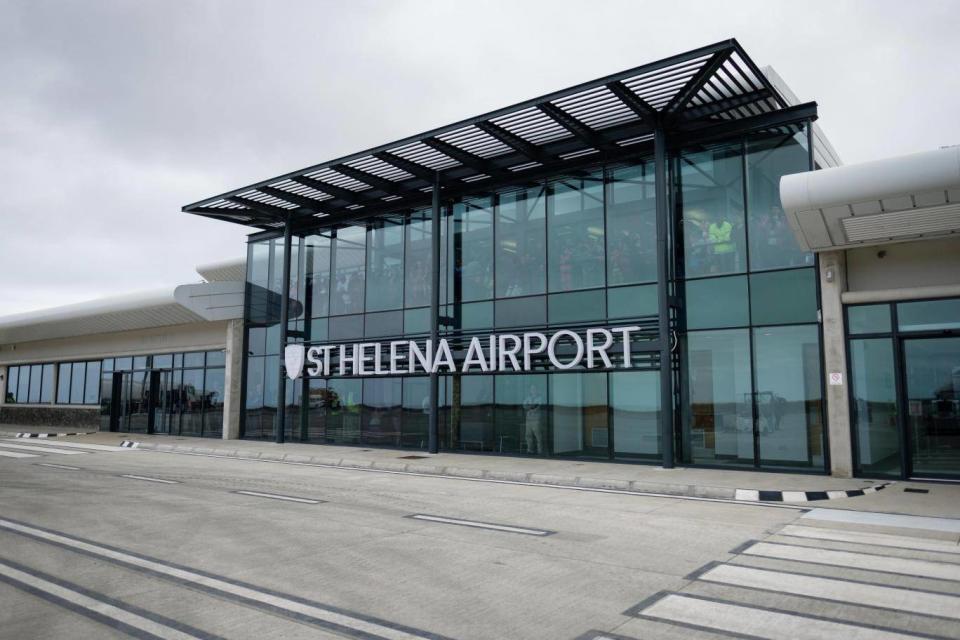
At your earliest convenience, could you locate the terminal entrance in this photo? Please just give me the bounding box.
[903,336,960,478]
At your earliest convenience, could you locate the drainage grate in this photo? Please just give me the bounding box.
[398,455,429,460]
[904,488,930,494]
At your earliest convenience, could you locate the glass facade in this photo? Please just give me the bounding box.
[239,123,825,471]
[6,360,96,405]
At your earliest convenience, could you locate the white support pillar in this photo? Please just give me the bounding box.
[819,250,853,477]
[222,319,244,440]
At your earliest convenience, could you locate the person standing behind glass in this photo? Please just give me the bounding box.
[523,384,544,455]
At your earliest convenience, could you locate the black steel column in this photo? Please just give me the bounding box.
[654,126,674,468]
[275,217,293,444]
[428,172,441,454]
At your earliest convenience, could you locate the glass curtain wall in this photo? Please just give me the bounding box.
[679,125,824,471]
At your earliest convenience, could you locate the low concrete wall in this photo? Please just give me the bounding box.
[0,405,99,429]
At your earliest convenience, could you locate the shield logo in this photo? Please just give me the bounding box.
[284,344,305,380]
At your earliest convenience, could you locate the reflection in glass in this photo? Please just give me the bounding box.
[495,375,547,454]
[684,276,749,330]
[6,366,18,403]
[17,366,28,403]
[246,240,271,324]
[608,285,657,319]
[40,364,54,403]
[848,304,891,335]
[746,129,813,271]
[749,269,817,326]
[903,337,960,478]
[754,325,823,469]
[305,378,327,442]
[444,376,493,451]
[404,210,433,309]
[611,371,660,459]
[680,143,746,278]
[898,299,960,332]
[401,377,430,448]
[548,290,606,325]
[366,218,404,312]
[204,368,225,438]
[180,369,204,437]
[244,357,269,439]
[548,173,605,292]
[496,187,545,298]
[326,379,362,444]
[450,198,493,303]
[84,362,100,404]
[850,339,900,477]
[331,225,367,315]
[304,233,332,318]
[57,364,71,404]
[494,296,546,329]
[682,329,753,466]
[69,362,85,404]
[550,373,608,457]
[362,378,402,446]
[607,163,657,285]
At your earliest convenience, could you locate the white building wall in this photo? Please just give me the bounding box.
[845,237,960,298]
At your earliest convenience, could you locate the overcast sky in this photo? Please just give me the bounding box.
[1,0,958,315]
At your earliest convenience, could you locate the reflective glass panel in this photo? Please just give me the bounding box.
[183,352,204,368]
[494,296,546,329]
[40,364,54,403]
[180,368,204,437]
[450,198,493,303]
[550,372,609,457]
[153,354,173,369]
[305,233,332,318]
[548,172,605,292]
[27,364,41,403]
[203,368,225,438]
[57,363,71,404]
[401,377,430,448]
[444,376,494,451]
[206,351,225,367]
[244,357,268,439]
[329,314,364,341]
[246,240,271,323]
[608,285,658,319]
[849,338,900,477]
[6,366,18,403]
[84,362,100,404]
[754,325,824,469]
[750,269,818,326]
[133,356,148,369]
[69,362,85,404]
[17,365,29,403]
[681,142,746,278]
[746,129,813,270]
[682,329,753,466]
[611,370,660,459]
[365,311,403,338]
[897,298,960,332]
[366,218,404,312]
[331,225,367,315]
[495,374,547,455]
[404,307,430,334]
[308,318,328,343]
[303,378,327,442]
[496,186,546,298]
[607,163,657,285]
[848,304,891,335]
[685,276,749,330]
[458,301,493,331]
[361,378,402,446]
[548,290,606,325]
[115,357,133,371]
[903,337,960,478]
[404,210,433,309]
[326,379,362,444]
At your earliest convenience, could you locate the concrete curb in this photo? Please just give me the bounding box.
[127,441,889,502]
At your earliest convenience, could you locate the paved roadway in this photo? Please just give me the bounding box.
[0,438,958,640]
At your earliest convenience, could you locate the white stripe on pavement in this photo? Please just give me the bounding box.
[641,593,920,640]
[0,439,131,453]
[0,518,438,640]
[778,524,960,554]
[119,475,179,485]
[0,561,208,640]
[802,508,960,534]
[0,450,38,458]
[0,443,88,455]
[742,541,960,581]
[700,563,960,619]
[36,463,81,471]
[234,491,321,504]
[410,514,552,536]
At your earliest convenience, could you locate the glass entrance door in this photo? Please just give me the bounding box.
[903,337,960,479]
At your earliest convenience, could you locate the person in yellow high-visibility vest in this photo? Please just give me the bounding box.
[708,217,735,271]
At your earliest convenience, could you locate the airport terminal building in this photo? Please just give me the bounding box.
[2,40,958,481]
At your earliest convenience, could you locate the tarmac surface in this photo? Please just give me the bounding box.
[0,431,958,639]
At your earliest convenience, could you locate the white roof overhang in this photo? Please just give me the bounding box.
[780,146,960,251]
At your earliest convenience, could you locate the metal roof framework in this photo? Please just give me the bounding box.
[183,39,815,232]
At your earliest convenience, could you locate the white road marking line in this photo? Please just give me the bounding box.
[233,491,321,504]
[410,514,552,536]
[0,561,208,640]
[743,541,960,581]
[779,524,960,554]
[0,443,88,455]
[0,450,38,458]
[802,508,960,534]
[36,463,81,471]
[0,439,131,453]
[641,593,919,640]
[119,475,179,485]
[700,563,960,619]
[0,518,435,640]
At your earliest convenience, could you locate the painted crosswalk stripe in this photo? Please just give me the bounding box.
[802,508,960,534]
[0,439,131,453]
[36,463,81,471]
[0,517,451,640]
[742,540,960,581]
[407,514,554,536]
[778,524,960,554]
[638,593,922,640]
[0,450,38,458]
[233,490,322,504]
[0,558,220,640]
[0,443,88,455]
[120,475,180,485]
[699,563,960,619]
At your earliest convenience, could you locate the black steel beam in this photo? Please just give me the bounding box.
[537,102,618,153]
[606,81,658,121]
[332,163,405,196]
[475,120,554,165]
[428,171,441,455]
[663,48,733,116]
[671,101,818,145]
[275,218,292,444]
[422,137,506,179]
[257,186,330,213]
[224,196,289,221]
[372,151,438,182]
[678,88,771,121]
[290,175,365,205]
[654,127,674,469]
